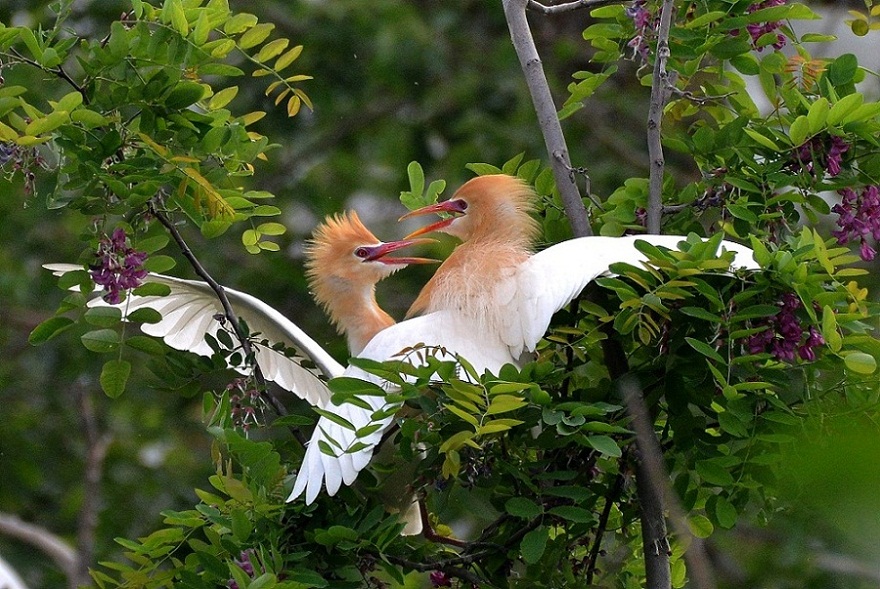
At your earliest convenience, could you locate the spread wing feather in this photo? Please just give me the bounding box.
[44,264,342,407]
[497,235,758,356]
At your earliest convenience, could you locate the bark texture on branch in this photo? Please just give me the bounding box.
[503,0,592,238]
[645,0,675,234]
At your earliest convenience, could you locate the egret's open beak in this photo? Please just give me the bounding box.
[399,199,467,239]
[363,238,439,265]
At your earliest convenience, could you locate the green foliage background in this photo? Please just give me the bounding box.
[2,0,880,588]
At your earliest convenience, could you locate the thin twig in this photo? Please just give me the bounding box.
[75,382,112,589]
[585,449,629,585]
[7,48,88,103]
[526,0,622,14]
[669,86,734,105]
[645,0,676,234]
[380,553,486,585]
[150,206,290,420]
[502,0,592,237]
[621,376,717,589]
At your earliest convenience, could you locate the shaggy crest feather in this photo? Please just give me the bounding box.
[305,211,399,355]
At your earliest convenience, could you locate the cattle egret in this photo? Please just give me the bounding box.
[292,174,759,502]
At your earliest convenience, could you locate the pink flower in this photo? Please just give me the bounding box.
[89,228,149,303]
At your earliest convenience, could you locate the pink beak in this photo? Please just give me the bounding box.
[399,199,468,239]
[361,237,438,265]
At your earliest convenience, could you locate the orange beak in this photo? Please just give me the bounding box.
[362,237,439,265]
[399,199,468,239]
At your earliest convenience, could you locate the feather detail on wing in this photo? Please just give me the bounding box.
[496,235,758,356]
[44,264,342,407]
[288,311,518,503]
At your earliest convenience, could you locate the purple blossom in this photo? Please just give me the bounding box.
[746,0,788,50]
[430,571,452,587]
[832,185,880,261]
[743,293,824,363]
[796,135,850,178]
[227,550,261,589]
[227,378,265,430]
[626,0,654,62]
[90,228,149,304]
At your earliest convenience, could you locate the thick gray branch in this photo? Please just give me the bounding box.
[646,0,675,234]
[75,385,112,589]
[503,0,592,237]
[0,513,77,581]
[621,377,717,589]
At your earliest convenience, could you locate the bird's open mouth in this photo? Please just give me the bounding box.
[361,238,438,265]
[399,199,468,239]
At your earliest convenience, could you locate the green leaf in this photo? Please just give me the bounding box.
[505,497,542,518]
[230,508,252,542]
[549,505,595,524]
[165,82,206,110]
[827,53,859,87]
[29,316,75,345]
[679,307,723,323]
[100,359,131,398]
[248,573,277,589]
[144,255,176,273]
[744,128,781,150]
[844,352,876,374]
[827,93,863,126]
[275,45,303,70]
[256,222,286,236]
[685,337,725,363]
[821,305,842,353]
[696,460,735,486]
[287,569,328,587]
[312,408,356,431]
[85,306,123,328]
[407,160,425,198]
[585,435,621,457]
[239,23,274,49]
[224,13,258,34]
[688,514,715,539]
[125,335,166,355]
[520,526,549,564]
[133,282,171,297]
[788,115,810,146]
[81,329,121,353]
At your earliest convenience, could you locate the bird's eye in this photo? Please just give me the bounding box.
[354,247,370,259]
[456,199,468,211]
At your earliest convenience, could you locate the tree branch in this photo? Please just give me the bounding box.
[645,0,675,234]
[621,376,717,589]
[585,449,629,585]
[0,513,77,581]
[502,0,592,237]
[526,0,622,14]
[150,206,290,420]
[75,383,112,589]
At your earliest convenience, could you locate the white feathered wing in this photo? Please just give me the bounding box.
[44,264,342,407]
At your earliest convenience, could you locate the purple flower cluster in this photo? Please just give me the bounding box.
[626,0,654,62]
[227,378,263,430]
[746,0,788,50]
[832,185,880,261]
[227,550,259,589]
[796,135,850,178]
[90,228,148,304]
[1,141,46,195]
[430,571,452,587]
[744,293,824,362]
